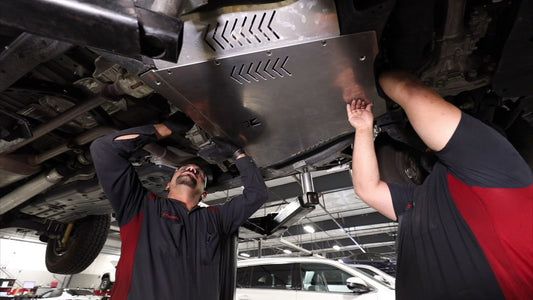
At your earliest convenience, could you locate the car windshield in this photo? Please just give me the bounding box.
[40,289,63,298]
[354,266,380,278]
[346,265,395,289]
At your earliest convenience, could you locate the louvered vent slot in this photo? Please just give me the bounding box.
[230,56,291,84]
[204,11,280,51]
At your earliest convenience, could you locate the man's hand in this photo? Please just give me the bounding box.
[346,98,374,131]
[198,138,241,164]
[155,111,195,140]
[162,111,195,135]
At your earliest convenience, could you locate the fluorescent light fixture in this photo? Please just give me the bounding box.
[239,252,250,257]
[332,245,341,251]
[326,163,350,173]
[283,249,292,254]
[303,225,315,233]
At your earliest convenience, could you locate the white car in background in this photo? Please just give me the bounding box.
[349,264,396,290]
[236,257,395,300]
[33,288,99,300]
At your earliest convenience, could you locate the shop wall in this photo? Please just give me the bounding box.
[0,239,66,288]
[0,238,119,290]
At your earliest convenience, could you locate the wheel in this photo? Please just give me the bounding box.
[46,214,110,274]
[99,273,113,290]
[376,144,426,185]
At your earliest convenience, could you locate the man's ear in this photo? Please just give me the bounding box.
[165,182,170,191]
[201,191,207,199]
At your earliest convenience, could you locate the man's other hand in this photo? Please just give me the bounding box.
[198,138,241,163]
[162,111,195,135]
[346,98,374,131]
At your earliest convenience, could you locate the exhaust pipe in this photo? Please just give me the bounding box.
[3,83,124,155]
[0,168,63,215]
[0,127,117,188]
[0,142,187,214]
[29,126,117,165]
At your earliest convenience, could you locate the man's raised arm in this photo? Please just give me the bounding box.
[90,112,191,224]
[198,138,268,234]
[347,99,396,221]
[90,125,163,223]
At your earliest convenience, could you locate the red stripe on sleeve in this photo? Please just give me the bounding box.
[448,174,533,300]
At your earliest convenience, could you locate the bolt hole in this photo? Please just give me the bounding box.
[359,55,366,61]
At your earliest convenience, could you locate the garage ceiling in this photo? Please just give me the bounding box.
[233,167,397,260]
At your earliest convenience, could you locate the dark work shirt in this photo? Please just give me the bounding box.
[389,113,533,299]
[90,125,268,300]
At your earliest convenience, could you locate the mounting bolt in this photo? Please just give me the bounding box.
[373,124,382,140]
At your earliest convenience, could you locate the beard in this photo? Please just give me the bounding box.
[175,174,198,188]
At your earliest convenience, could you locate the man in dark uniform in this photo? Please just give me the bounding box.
[347,70,532,299]
[90,117,268,300]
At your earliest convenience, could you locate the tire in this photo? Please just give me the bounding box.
[377,144,426,184]
[46,214,111,274]
[99,273,112,290]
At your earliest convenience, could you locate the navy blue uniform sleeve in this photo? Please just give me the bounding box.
[217,156,268,235]
[90,125,157,226]
[436,113,532,188]
[388,182,416,219]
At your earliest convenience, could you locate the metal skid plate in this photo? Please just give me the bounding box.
[143,32,382,168]
[141,0,381,169]
[154,0,341,68]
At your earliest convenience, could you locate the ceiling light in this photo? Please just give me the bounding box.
[239,252,250,257]
[332,245,341,251]
[326,163,350,173]
[303,225,315,233]
[283,249,292,254]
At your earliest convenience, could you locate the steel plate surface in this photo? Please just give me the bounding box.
[143,32,382,168]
